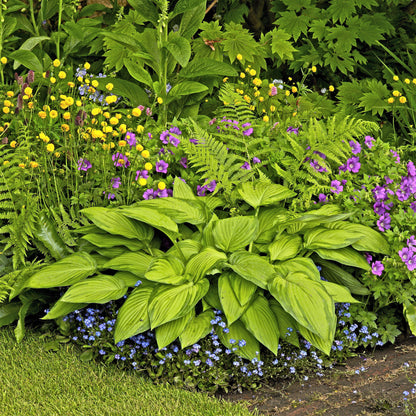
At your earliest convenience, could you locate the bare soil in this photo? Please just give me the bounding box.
[220,337,416,415]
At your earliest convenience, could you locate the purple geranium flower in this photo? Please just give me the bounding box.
[189,138,198,144]
[349,140,361,154]
[286,126,299,135]
[143,189,155,200]
[241,162,251,170]
[111,177,121,189]
[399,247,413,263]
[408,161,416,177]
[346,156,361,173]
[206,180,216,192]
[155,189,169,198]
[112,152,130,167]
[252,157,261,164]
[364,135,375,148]
[77,158,92,171]
[243,127,254,136]
[135,170,149,181]
[330,180,343,194]
[318,193,327,203]
[371,261,384,276]
[196,185,206,196]
[180,157,188,168]
[365,253,373,264]
[169,135,180,147]
[170,126,182,135]
[377,213,391,232]
[407,236,416,247]
[156,160,168,173]
[159,130,170,144]
[125,132,136,147]
[372,186,387,201]
[390,149,400,163]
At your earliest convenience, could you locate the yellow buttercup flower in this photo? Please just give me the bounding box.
[92,80,99,88]
[138,178,147,186]
[46,143,55,152]
[91,107,101,116]
[53,59,60,67]
[65,97,74,106]
[109,117,118,125]
[18,163,26,169]
[10,141,17,148]
[141,150,150,158]
[0,57,7,64]
[103,125,113,133]
[405,78,410,84]
[236,54,243,61]
[240,72,246,79]
[6,91,14,97]
[50,77,56,84]
[249,69,256,76]
[49,110,58,118]
[106,83,113,91]
[54,152,60,158]
[285,90,290,96]
[311,66,317,73]
[3,100,12,107]
[393,75,399,81]
[387,97,394,104]
[63,112,71,120]
[253,78,262,87]
[58,71,66,79]
[119,124,127,134]
[393,90,401,97]
[103,111,110,118]
[39,132,50,142]
[61,124,70,132]
[84,62,91,70]
[158,182,166,190]
[270,105,276,112]
[132,108,142,117]
[28,102,34,109]
[259,96,264,102]
[118,140,127,147]
[223,77,228,83]
[328,85,335,92]
[137,125,144,134]
[3,107,10,114]
[144,162,153,170]
[263,115,269,122]
[29,161,39,168]
[24,87,33,96]
[157,97,163,104]
[399,96,407,103]
[68,81,75,88]
[136,144,144,152]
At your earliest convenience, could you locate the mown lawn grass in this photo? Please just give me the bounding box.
[0,328,256,416]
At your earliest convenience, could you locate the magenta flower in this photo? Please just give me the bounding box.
[330,180,343,194]
[241,162,251,170]
[399,247,413,263]
[156,160,168,173]
[377,213,391,232]
[196,185,206,196]
[349,140,361,154]
[135,170,149,181]
[270,86,278,96]
[155,189,169,198]
[170,126,182,135]
[169,135,180,147]
[77,158,92,171]
[286,126,299,135]
[407,236,416,247]
[125,132,136,147]
[318,193,327,203]
[390,149,400,163]
[243,127,254,136]
[346,156,361,173]
[408,161,416,177]
[372,186,387,201]
[365,253,372,264]
[111,177,121,188]
[364,135,375,148]
[371,261,384,276]
[180,157,188,168]
[112,152,130,167]
[143,189,155,199]
[206,180,216,192]
[160,130,170,144]
[252,157,261,164]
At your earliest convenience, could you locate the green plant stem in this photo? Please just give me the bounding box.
[28,0,40,36]
[158,0,169,127]
[0,0,4,85]
[57,0,63,60]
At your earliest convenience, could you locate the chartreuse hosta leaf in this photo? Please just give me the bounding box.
[114,282,156,344]
[269,299,299,347]
[324,221,390,254]
[179,310,215,348]
[81,207,154,242]
[320,281,359,304]
[268,272,336,343]
[145,256,187,285]
[269,234,302,261]
[238,182,296,209]
[213,217,259,253]
[303,227,361,250]
[185,248,227,282]
[240,295,280,354]
[275,258,320,281]
[103,252,153,278]
[315,247,370,270]
[256,207,289,244]
[218,272,256,325]
[167,239,201,261]
[172,176,197,200]
[217,320,260,361]
[298,324,335,356]
[148,279,209,329]
[314,257,370,295]
[43,300,88,320]
[81,233,145,251]
[119,206,179,234]
[228,251,275,289]
[404,302,416,336]
[155,310,194,349]
[61,275,127,304]
[23,252,97,290]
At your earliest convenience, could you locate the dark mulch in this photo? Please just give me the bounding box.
[220,337,416,415]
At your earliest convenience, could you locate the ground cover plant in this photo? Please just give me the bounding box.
[0,0,415,399]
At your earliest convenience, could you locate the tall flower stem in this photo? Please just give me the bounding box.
[157,0,169,127]
[56,0,63,60]
[28,0,40,36]
[0,1,4,85]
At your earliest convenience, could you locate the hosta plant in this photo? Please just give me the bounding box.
[10,179,389,359]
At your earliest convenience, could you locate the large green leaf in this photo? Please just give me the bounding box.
[255,207,289,244]
[213,216,258,252]
[171,0,206,18]
[120,206,179,234]
[155,310,194,349]
[324,222,390,254]
[24,252,97,289]
[269,234,302,261]
[43,301,87,320]
[217,320,260,360]
[138,198,209,225]
[167,239,201,261]
[404,302,416,336]
[9,49,43,73]
[218,272,255,325]
[238,182,296,209]
[298,324,334,355]
[240,295,279,354]
[185,248,227,282]
[203,283,222,310]
[315,257,370,295]
[315,247,370,270]
[127,0,159,24]
[320,281,359,304]
[81,207,153,242]
[275,257,321,281]
[148,279,209,328]
[172,177,196,200]
[0,302,21,327]
[103,252,153,278]
[82,233,144,251]
[228,251,275,289]
[105,77,149,106]
[268,272,335,341]
[124,58,153,87]
[179,3,205,39]
[303,228,361,250]
[179,310,215,348]
[61,275,127,304]
[114,282,156,343]
[179,58,238,78]
[145,257,187,285]
[269,299,299,347]
[166,34,191,67]
[167,81,208,102]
